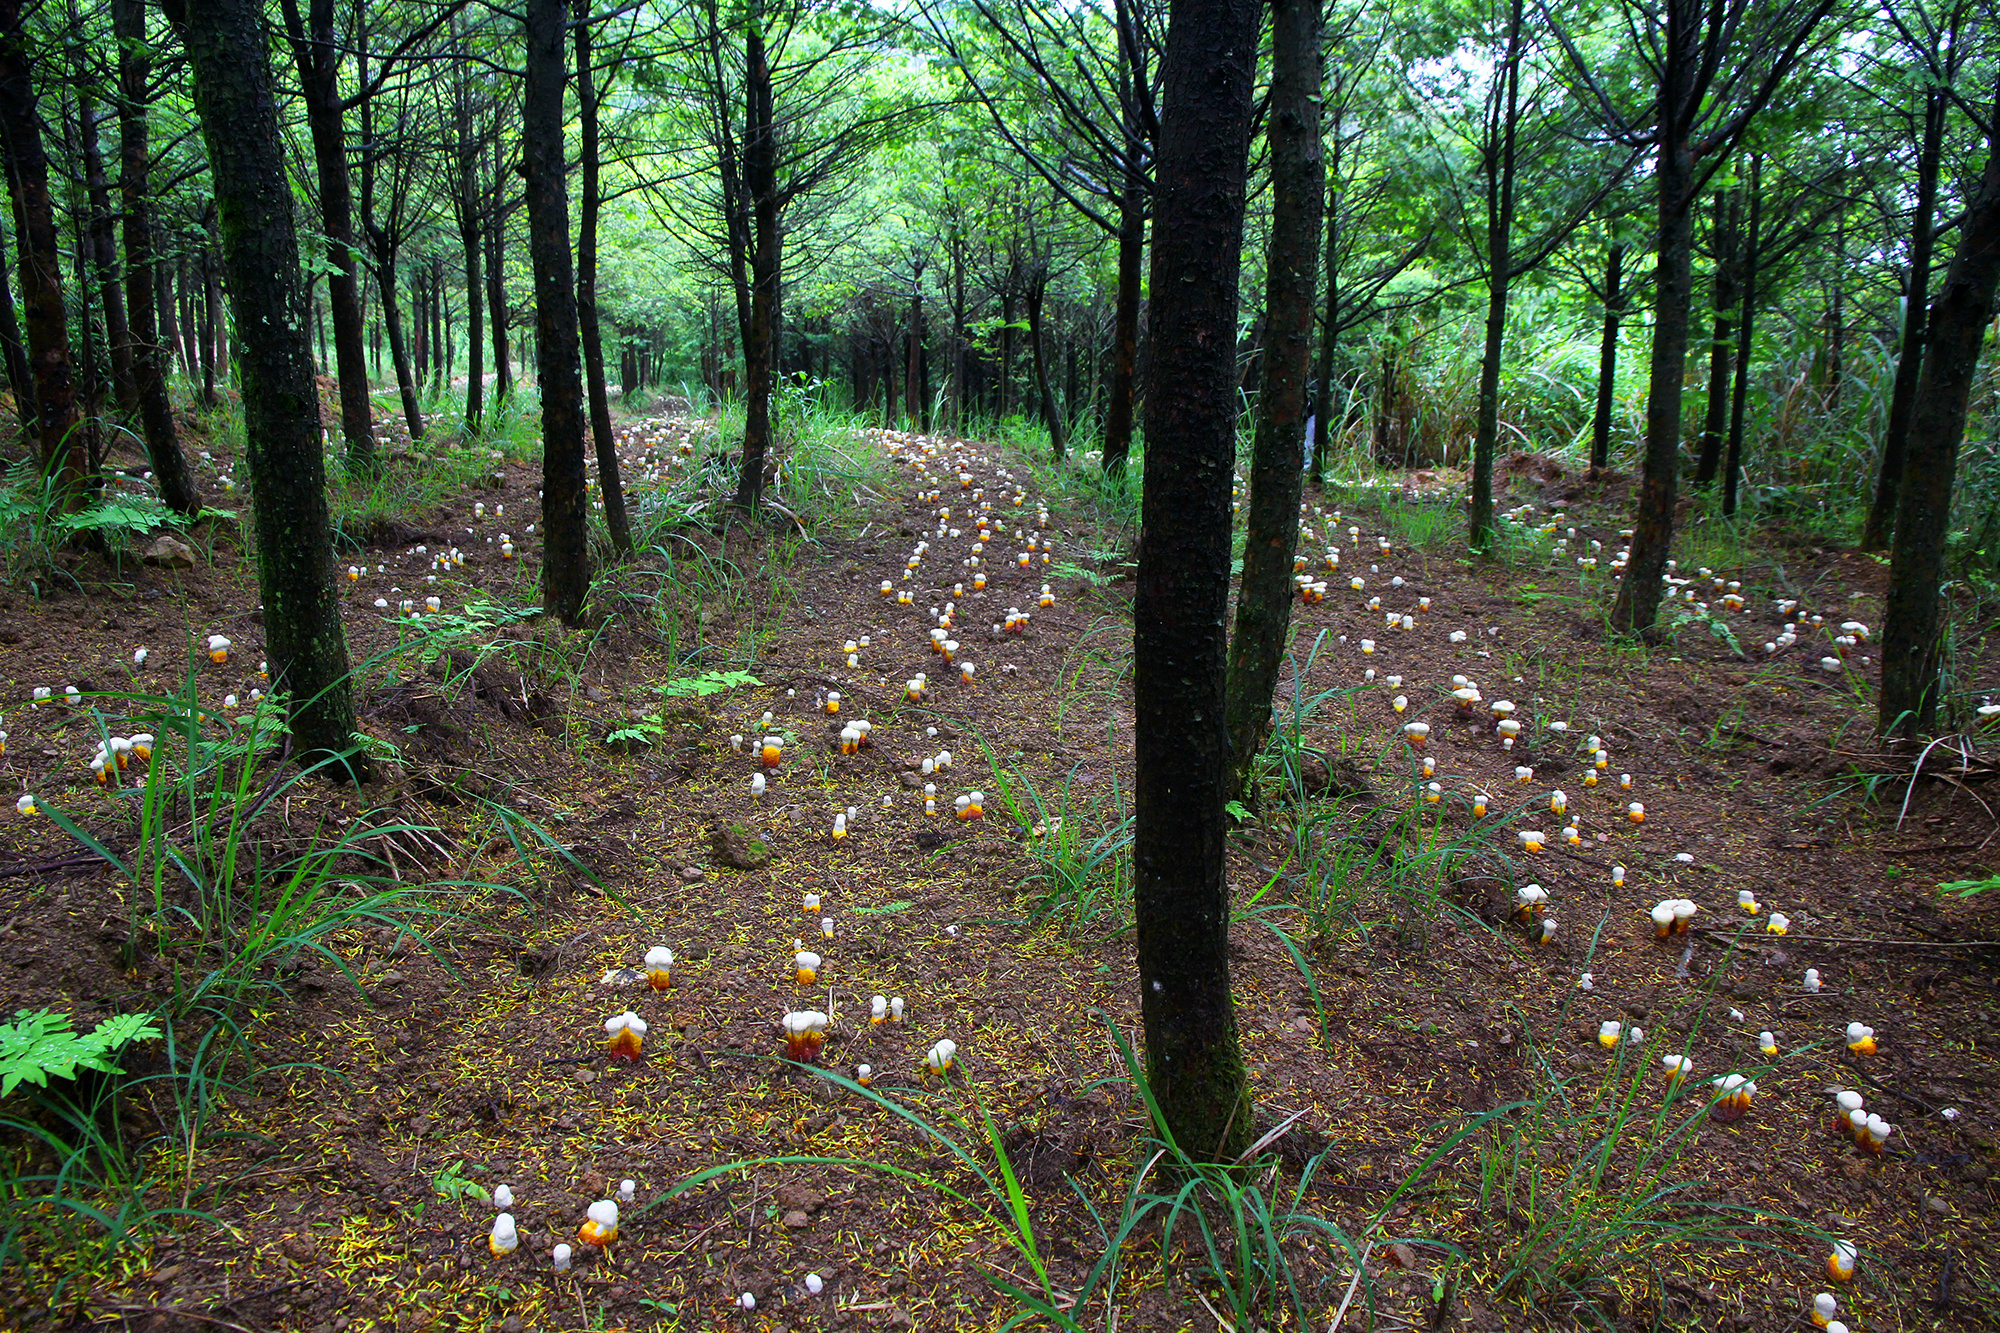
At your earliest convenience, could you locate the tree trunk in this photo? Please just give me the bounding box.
[1133,0,1259,1163]
[574,0,631,556]
[1693,189,1739,488]
[1610,14,1698,636]
[114,0,196,516]
[80,91,137,422]
[1026,278,1066,457]
[1589,240,1623,471]
[734,20,780,512]
[523,0,591,622]
[1105,170,1143,473]
[0,213,32,431]
[1722,155,1760,518]
[280,0,375,469]
[486,184,510,406]
[370,237,424,441]
[1881,88,2000,738]
[1309,100,1344,483]
[1224,0,1321,801]
[454,71,485,435]
[1862,86,1944,552]
[907,265,926,432]
[0,0,82,496]
[1468,0,1523,555]
[198,237,217,404]
[165,0,363,775]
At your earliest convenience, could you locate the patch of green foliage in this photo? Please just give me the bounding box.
[0,1010,161,1098]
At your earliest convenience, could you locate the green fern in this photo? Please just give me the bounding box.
[0,1008,161,1098]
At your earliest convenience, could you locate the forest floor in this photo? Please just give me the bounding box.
[1,400,1998,1333]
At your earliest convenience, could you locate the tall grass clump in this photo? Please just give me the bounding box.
[1467,928,1823,1326]
[662,1012,1501,1329]
[1,657,521,1291]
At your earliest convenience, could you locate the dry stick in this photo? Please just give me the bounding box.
[1326,1237,1375,1332]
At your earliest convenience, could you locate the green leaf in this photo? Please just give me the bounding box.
[657,670,762,698]
[0,1008,162,1098]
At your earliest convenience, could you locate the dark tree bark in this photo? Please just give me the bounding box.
[0,0,81,495]
[523,0,591,622]
[486,174,511,406]
[733,20,780,512]
[1693,189,1740,488]
[1106,176,1143,470]
[278,0,374,469]
[1589,239,1623,471]
[1223,0,1321,801]
[163,0,363,774]
[79,88,136,422]
[197,230,217,405]
[574,0,631,555]
[906,260,926,433]
[1722,155,1760,517]
[1468,0,1524,554]
[1862,84,1945,552]
[1025,274,1065,457]
[1611,108,1694,635]
[451,57,484,434]
[0,213,32,430]
[1881,88,2000,738]
[1133,0,1259,1163]
[1308,98,1345,482]
[114,0,196,517]
[1602,0,1835,635]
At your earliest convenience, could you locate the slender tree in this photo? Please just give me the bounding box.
[522,0,591,622]
[163,0,364,774]
[1555,0,1836,634]
[1224,0,1321,799]
[1880,80,2000,739]
[1132,0,1259,1162]
[278,0,376,469]
[574,0,632,554]
[0,0,82,498]
[113,0,196,516]
[1692,187,1741,488]
[1863,83,1949,549]
[1721,154,1761,516]
[1588,237,1625,472]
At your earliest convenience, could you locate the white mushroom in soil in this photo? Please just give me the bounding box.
[489,1212,518,1255]
[553,1243,572,1272]
[493,1184,515,1210]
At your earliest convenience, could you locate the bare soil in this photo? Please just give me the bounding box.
[1,420,1996,1333]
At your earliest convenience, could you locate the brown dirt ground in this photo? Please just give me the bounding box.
[0,418,1997,1333]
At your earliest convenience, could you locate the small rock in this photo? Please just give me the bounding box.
[585,687,607,703]
[680,865,705,883]
[1292,1016,1314,1033]
[783,1210,811,1230]
[1386,1242,1417,1270]
[408,1115,431,1135]
[377,970,407,987]
[575,1069,598,1086]
[142,535,196,568]
[713,824,772,870]
[281,1234,317,1261]
[898,770,921,789]
[1927,1196,1951,1214]
[151,1264,181,1284]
